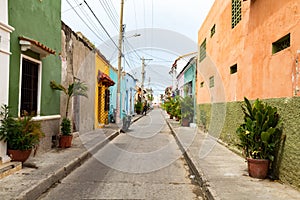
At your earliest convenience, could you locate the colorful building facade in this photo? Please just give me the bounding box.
[197,0,300,189]
[109,66,118,120]
[8,0,61,153]
[95,52,114,128]
[123,73,137,116]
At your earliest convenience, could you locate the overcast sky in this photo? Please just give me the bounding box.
[62,0,215,96]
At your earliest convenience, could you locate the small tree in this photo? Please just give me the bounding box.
[50,80,88,135]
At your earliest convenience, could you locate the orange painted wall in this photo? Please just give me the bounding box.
[197,0,300,104]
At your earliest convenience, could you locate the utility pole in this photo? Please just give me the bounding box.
[116,0,124,124]
[141,57,152,102]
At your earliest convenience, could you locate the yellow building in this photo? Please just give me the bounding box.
[95,51,114,128]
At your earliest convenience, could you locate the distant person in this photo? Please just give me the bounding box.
[142,101,148,115]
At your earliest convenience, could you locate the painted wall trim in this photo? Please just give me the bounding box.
[0,21,14,32]
[0,49,11,55]
[18,54,42,117]
[32,114,61,121]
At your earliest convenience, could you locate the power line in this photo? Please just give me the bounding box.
[83,0,119,50]
[97,0,119,32]
[65,0,106,43]
[74,0,106,39]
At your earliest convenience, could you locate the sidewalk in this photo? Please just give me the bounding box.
[166,118,300,200]
[0,114,142,200]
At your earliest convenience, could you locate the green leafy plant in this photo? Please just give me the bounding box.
[50,80,88,136]
[50,80,88,118]
[0,105,44,150]
[60,117,71,136]
[174,96,182,119]
[135,101,142,114]
[180,96,194,121]
[163,97,175,116]
[236,97,282,161]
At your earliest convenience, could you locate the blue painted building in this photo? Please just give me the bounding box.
[124,73,137,116]
[109,66,118,121]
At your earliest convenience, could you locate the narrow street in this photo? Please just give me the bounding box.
[38,109,203,200]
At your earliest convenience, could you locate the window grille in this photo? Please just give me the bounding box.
[232,0,242,29]
[105,89,110,111]
[98,86,102,123]
[20,58,38,116]
[209,76,214,88]
[199,39,206,62]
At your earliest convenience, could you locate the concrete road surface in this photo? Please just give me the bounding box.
[39,109,202,200]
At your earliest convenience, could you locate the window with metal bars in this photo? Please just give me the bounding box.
[209,76,214,88]
[232,0,242,29]
[20,58,39,116]
[199,39,206,62]
[105,89,110,111]
[98,86,102,123]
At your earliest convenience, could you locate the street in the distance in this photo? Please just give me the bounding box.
[39,109,203,200]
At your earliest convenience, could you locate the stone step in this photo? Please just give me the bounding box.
[0,162,22,179]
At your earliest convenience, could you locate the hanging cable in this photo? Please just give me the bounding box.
[65,0,106,43]
[83,0,120,51]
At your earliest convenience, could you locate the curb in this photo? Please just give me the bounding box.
[16,130,119,200]
[17,114,145,200]
[166,120,220,200]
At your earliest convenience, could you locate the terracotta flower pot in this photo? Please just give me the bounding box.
[59,135,73,148]
[7,149,32,163]
[181,118,190,127]
[247,158,270,179]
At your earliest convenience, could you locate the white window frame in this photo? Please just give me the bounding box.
[18,54,42,117]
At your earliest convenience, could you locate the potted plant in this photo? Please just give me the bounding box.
[163,97,175,119]
[0,105,44,162]
[135,101,142,114]
[173,96,181,121]
[50,80,88,148]
[180,96,194,126]
[236,97,282,179]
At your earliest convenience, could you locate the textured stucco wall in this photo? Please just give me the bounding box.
[196,0,300,190]
[124,73,136,115]
[109,67,118,114]
[8,0,61,116]
[8,0,61,152]
[197,0,300,103]
[61,22,95,134]
[198,97,300,190]
[95,53,110,127]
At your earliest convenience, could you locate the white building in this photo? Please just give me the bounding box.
[0,0,14,164]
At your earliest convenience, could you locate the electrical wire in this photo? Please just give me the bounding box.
[98,0,119,32]
[74,0,106,40]
[83,0,120,51]
[65,0,107,43]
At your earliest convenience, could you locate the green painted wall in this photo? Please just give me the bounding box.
[197,97,300,190]
[8,0,61,116]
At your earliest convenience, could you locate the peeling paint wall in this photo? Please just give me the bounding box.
[61,22,95,134]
